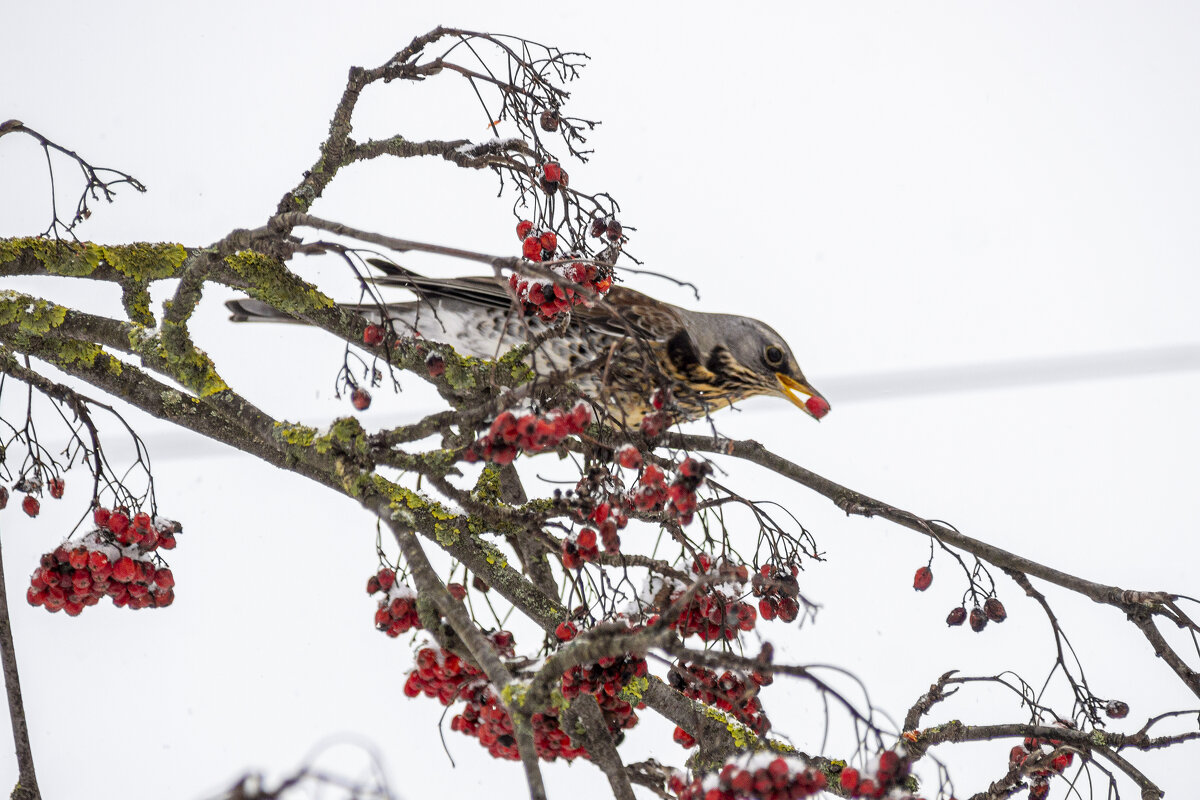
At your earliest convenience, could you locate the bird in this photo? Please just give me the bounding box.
[226,260,828,425]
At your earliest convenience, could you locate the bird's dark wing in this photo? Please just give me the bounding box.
[367,259,512,310]
[367,258,687,343]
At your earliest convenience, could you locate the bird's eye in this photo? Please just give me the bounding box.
[764,345,785,367]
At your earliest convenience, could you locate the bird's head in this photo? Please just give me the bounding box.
[694,315,830,420]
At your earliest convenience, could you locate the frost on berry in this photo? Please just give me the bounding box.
[1105,699,1129,719]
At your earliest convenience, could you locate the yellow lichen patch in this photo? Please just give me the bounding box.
[273,422,318,447]
[618,675,649,704]
[103,243,188,281]
[224,249,334,317]
[158,320,229,397]
[0,291,66,334]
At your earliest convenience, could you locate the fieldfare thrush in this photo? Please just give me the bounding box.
[227,261,828,425]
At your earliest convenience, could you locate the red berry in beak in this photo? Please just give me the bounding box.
[805,396,830,419]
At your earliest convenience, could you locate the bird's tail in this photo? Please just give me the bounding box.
[225,298,304,323]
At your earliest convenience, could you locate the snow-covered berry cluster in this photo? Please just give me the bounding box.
[561,653,647,735]
[93,507,179,550]
[669,756,828,800]
[367,568,422,637]
[465,403,593,465]
[456,692,589,762]
[405,645,487,706]
[668,664,770,748]
[620,457,709,526]
[837,750,913,798]
[664,556,758,642]
[27,511,180,615]
[752,564,802,623]
[511,219,613,319]
[405,633,600,763]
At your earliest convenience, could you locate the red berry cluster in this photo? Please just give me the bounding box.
[456,693,589,762]
[668,664,770,747]
[837,750,912,798]
[590,215,623,241]
[669,756,828,800]
[6,476,70,517]
[405,645,488,705]
[637,388,674,437]
[629,464,668,513]
[666,458,710,525]
[27,518,178,616]
[367,568,422,637]
[1008,724,1078,800]
[560,653,647,735]
[945,596,1007,632]
[660,556,757,642]
[752,564,802,623]
[466,403,593,465]
[510,220,612,320]
[625,458,709,526]
[561,498,632,569]
[405,634,595,763]
[92,507,179,550]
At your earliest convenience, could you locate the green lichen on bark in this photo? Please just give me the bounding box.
[0,291,66,334]
[120,280,155,326]
[104,243,188,281]
[157,320,229,397]
[224,249,334,317]
[273,421,318,448]
[0,237,106,276]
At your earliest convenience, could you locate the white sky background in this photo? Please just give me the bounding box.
[2,2,1199,799]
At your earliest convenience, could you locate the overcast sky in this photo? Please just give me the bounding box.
[2,3,1199,799]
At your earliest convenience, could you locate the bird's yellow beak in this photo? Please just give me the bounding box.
[776,373,830,420]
